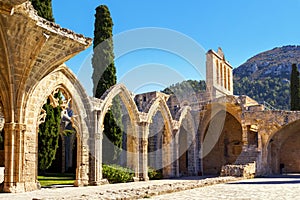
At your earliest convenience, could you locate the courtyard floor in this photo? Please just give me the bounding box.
[0,175,299,199]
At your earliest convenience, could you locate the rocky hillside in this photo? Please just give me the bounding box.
[233,45,300,110]
[234,45,300,80]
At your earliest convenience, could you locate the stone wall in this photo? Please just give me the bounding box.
[221,162,256,178]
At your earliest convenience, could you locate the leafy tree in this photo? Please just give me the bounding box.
[92,5,122,163]
[30,0,55,22]
[234,77,290,110]
[38,94,62,172]
[290,64,300,111]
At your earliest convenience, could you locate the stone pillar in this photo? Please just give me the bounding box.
[94,111,103,185]
[162,125,173,178]
[173,130,180,177]
[126,120,139,181]
[75,143,89,186]
[241,124,248,147]
[88,110,106,186]
[4,123,28,193]
[138,122,149,181]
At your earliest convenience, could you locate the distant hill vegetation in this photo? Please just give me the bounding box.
[233,45,300,110]
[163,45,299,110]
[162,80,206,95]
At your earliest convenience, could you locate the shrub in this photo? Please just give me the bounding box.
[148,167,163,180]
[102,164,134,183]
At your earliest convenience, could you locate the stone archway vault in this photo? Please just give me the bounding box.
[22,65,93,191]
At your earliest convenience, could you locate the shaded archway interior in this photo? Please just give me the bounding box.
[267,120,300,174]
[202,111,243,175]
[148,111,165,175]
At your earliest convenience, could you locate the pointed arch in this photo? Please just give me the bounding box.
[145,96,173,130]
[97,83,140,126]
[175,106,197,176]
[201,110,243,175]
[24,64,93,187]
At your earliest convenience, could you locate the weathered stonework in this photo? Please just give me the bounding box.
[1,0,300,194]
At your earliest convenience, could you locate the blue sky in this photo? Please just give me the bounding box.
[52,0,300,95]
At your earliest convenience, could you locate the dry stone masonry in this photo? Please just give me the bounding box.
[1,0,300,193]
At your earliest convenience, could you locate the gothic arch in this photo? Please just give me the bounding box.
[0,16,12,121]
[98,83,140,126]
[202,110,243,175]
[145,96,173,132]
[24,64,92,186]
[175,106,197,176]
[200,102,242,144]
[145,96,174,177]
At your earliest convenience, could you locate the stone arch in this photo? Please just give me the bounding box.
[98,84,140,126]
[200,102,242,144]
[145,96,174,177]
[24,64,92,187]
[265,119,300,174]
[0,17,12,122]
[201,110,243,175]
[175,106,197,176]
[146,96,173,129]
[97,83,140,176]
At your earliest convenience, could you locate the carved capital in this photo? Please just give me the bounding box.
[95,132,103,140]
[141,139,148,147]
[4,122,26,132]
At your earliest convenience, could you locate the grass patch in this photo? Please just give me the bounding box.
[38,173,75,187]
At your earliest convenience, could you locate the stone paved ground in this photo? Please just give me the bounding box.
[151,175,300,200]
[0,176,238,200]
[1,175,299,200]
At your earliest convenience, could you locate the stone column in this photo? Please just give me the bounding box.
[75,143,89,186]
[4,123,27,193]
[174,130,180,177]
[95,111,104,185]
[88,110,106,186]
[128,122,139,181]
[162,125,173,178]
[138,122,149,181]
[241,124,248,148]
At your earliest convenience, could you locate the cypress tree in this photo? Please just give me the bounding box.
[38,95,62,172]
[92,5,123,163]
[30,0,61,171]
[290,63,300,111]
[30,0,55,22]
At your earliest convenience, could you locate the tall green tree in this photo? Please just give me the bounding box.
[30,0,55,22]
[38,95,62,172]
[290,63,300,110]
[92,5,123,163]
[30,0,61,172]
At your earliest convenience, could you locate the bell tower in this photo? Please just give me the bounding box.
[206,47,233,99]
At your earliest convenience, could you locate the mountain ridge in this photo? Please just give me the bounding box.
[233,45,300,110]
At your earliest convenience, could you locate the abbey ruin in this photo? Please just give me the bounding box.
[1,0,300,193]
